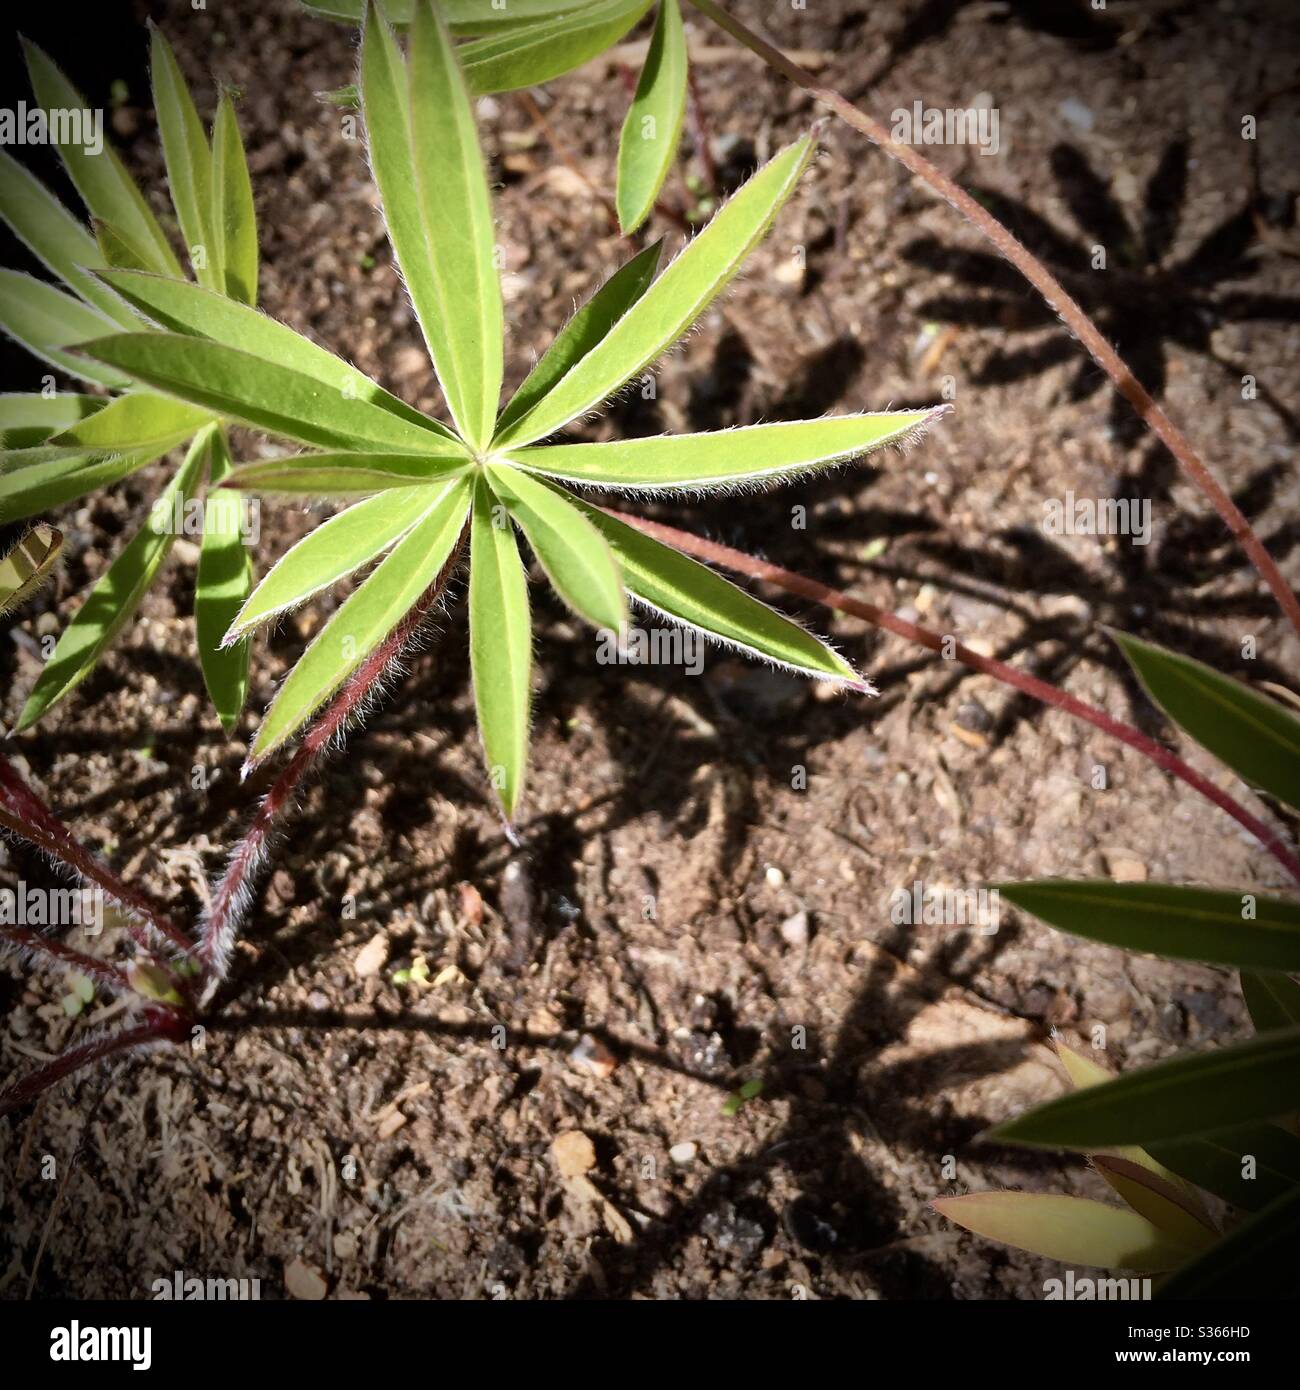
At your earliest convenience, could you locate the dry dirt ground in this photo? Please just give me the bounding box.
[1,0,1299,1299]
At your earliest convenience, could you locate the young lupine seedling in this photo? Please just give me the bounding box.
[938,634,1300,1298]
[0,25,259,731]
[303,0,690,232]
[69,0,941,819]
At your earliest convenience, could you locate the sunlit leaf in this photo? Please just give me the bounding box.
[469,475,532,817]
[46,390,212,457]
[196,430,251,732]
[211,91,259,306]
[226,453,466,496]
[303,0,594,33]
[1088,1156,1216,1249]
[616,0,687,233]
[494,133,815,447]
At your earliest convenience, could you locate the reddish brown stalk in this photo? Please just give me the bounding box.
[0,925,133,997]
[685,0,1300,643]
[0,757,192,957]
[199,538,466,986]
[611,510,1300,887]
[0,1012,186,1119]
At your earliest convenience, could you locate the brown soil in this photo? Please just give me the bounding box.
[2,0,1298,1300]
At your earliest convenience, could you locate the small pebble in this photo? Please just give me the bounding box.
[780,910,810,947]
[669,1141,698,1165]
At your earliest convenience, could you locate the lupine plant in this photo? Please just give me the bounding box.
[0,24,258,731]
[61,0,938,817]
[937,633,1300,1298]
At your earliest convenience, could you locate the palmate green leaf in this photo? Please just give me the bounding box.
[16,431,209,730]
[574,501,860,686]
[493,133,815,448]
[227,485,442,642]
[0,151,134,325]
[45,391,213,457]
[408,0,503,447]
[76,333,456,453]
[999,880,1300,974]
[470,476,533,817]
[196,431,251,732]
[511,411,942,492]
[0,450,164,524]
[459,0,654,95]
[150,23,220,290]
[0,270,131,389]
[1156,1183,1300,1300]
[931,1193,1196,1272]
[226,454,466,496]
[1240,970,1300,1033]
[990,1026,1300,1150]
[487,463,625,632]
[496,239,663,439]
[1113,630,1300,815]
[616,0,687,234]
[212,91,259,306]
[303,0,594,33]
[249,477,470,765]
[0,393,104,450]
[95,270,453,439]
[0,523,62,619]
[22,39,182,280]
[1150,1122,1300,1211]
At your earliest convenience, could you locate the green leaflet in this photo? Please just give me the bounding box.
[227,485,438,642]
[0,393,105,451]
[249,477,470,764]
[0,269,131,389]
[75,333,455,453]
[1240,970,1300,1033]
[998,880,1300,974]
[1087,1156,1216,1251]
[212,91,259,306]
[494,133,815,447]
[226,454,466,496]
[459,0,654,95]
[469,475,533,817]
[95,270,453,439]
[495,239,663,438]
[931,1193,1196,1273]
[573,500,859,685]
[408,0,503,447]
[94,218,159,273]
[22,39,183,279]
[1156,1184,1300,1300]
[989,1026,1300,1149]
[303,0,594,32]
[150,23,221,290]
[510,411,940,491]
[1113,630,1300,815]
[0,151,133,325]
[46,391,213,457]
[487,463,625,632]
[196,430,251,732]
[616,0,687,233]
[16,431,209,729]
[0,450,164,525]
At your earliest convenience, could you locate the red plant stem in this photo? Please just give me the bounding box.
[0,925,134,998]
[611,510,1300,887]
[0,1012,187,1119]
[0,756,192,957]
[200,537,466,986]
[685,0,1300,643]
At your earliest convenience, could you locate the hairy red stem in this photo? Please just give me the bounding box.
[0,756,192,957]
[199,536,466,986]
[0,925,133,998]
[686,0,1300,643]
[612,510,1300,887]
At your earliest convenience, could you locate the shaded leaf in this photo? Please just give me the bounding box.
[1156,1183,1300,1300]
[0,450,164,524]
[1241,971,1300,1034]
[196,430,251,731]
[0,269,131,389]
[303,0,594,32]
[1150,1122,1300,1212]
[1088,1156,1216,1249]
[0,524,62,618]
[0,393,105,451]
